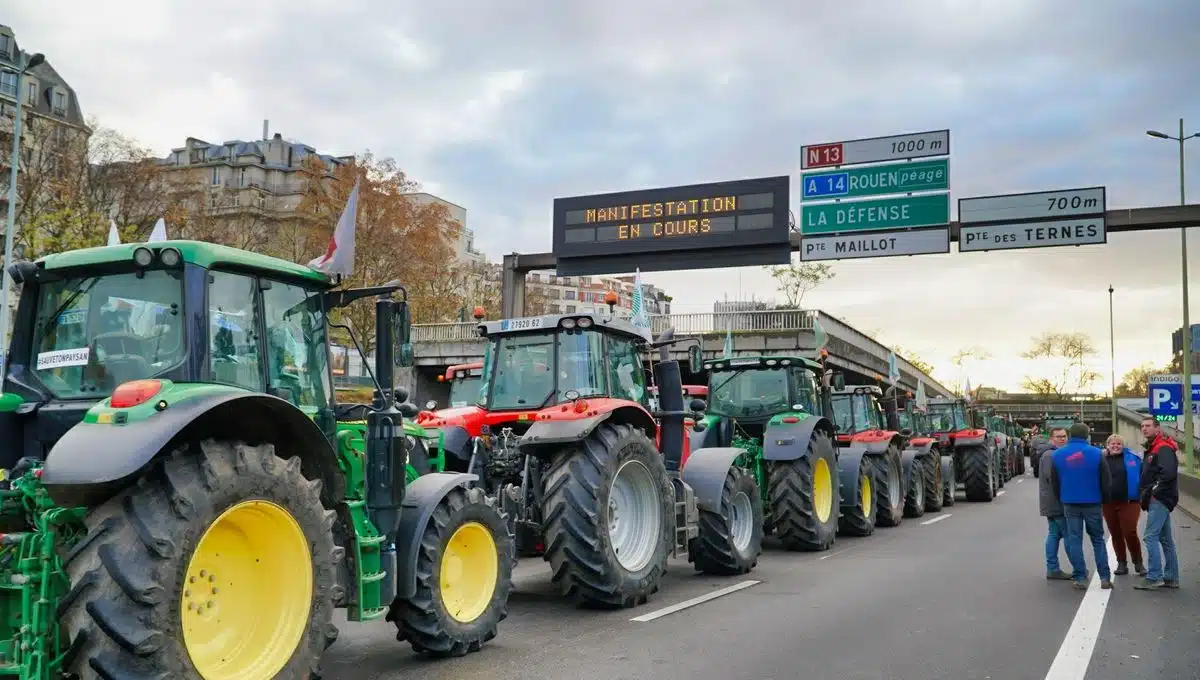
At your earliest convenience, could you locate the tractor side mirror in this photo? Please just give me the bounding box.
[687,344,703,374]
[393,386,410,404]
[833,373,846,390]
[394,302,414,367]
[7,260,36,284]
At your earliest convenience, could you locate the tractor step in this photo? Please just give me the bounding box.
[670,478,699,556]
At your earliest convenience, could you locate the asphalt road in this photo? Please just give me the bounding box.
[320,465,1200,680]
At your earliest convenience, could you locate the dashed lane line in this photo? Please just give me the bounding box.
[997,490,1007,497]
[920,513,952,526]
[629,580,760,622]
[1043,538,1119,680]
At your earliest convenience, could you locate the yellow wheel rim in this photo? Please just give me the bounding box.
[440,521,498,623]
[861,474,873,517]
[813,457,834,523]
[182,500,313,680]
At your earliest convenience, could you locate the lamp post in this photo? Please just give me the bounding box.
[0,50,45,382]
[1147,119,1199,472]
[1109,285,1116,431]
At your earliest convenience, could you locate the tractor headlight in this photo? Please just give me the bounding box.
[159,247,182,266]
[561,318,577,329]
[133,247,154,267]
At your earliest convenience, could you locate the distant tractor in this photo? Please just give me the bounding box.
[830,385,931,525]
[416,304,765,608]
[429,361,485,409]
[927,397,998,502]
[891,393,948,512]
[0,240,514,678]
[690,354,868,551]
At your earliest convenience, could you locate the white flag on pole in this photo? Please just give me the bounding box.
[107,219,121,246]
[148,218,168,243]
[309,179,360,277]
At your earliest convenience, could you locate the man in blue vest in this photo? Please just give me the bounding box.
[1051,422,1113,589]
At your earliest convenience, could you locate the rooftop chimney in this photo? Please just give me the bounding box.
[262,119,269,140]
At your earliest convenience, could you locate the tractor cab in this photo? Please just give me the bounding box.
[927,397,975,449]
[431,361,484,409]
[829,385,900,447]
[699,355,824,446]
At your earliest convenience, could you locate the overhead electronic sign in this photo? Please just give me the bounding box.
[552,176,791,276]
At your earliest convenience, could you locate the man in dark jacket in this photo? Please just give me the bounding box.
[1133,417,1181,590]
[1051,423,1113,589]
[1039,428,1074,580]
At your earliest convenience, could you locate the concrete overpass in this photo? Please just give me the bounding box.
[409,309,954,405]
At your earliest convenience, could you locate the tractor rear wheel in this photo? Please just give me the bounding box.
[767,430,839,551]
[542,422,671,608]
[837,457,875,537]
[60,440,339,680]
[873,446,905,527]
[923,452,944,513]
[691,466,763,573]
[961,446,995,502]
[388,486,514,656]
[904,460,926,518]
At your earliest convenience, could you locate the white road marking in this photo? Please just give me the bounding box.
[997,490,1007,497]
[818,546,857,560]
[629,580,760,622]
[921,514,952,526]
[1043,538,1119,680]
[1018,478,1025,484]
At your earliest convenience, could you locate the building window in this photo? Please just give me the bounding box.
[0,35,9,55]
[210,167,221,185]
[53,92,65,115]
[564,290,576,301]
[26,82,36,105]
[0,73,16,97]
[238,168,246,187]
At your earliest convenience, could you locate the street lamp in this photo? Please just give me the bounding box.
[0,50,45,382]
[1147,119,1200,472]
[1109,284,1116,430]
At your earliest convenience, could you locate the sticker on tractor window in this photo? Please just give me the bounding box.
[36,347,91,370]
[500,317,543,331]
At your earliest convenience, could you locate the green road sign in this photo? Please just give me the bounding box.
[800,159,950,203]
[801,193,950,235]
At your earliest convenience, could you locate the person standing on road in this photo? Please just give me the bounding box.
[1051,423,1113,590]
[1040,427,1075,581]
[1133,417,1181,591]
[1101,434,1145,576]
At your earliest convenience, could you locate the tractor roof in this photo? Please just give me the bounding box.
[444,363,484,380]
[832,385,884,397]
[37,240,333,288]
[704,355,822,372]
[477,312,652,342]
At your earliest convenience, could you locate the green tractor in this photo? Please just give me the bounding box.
[689,354,876,551]
[972,405,1009,489]
[0,241,514,679]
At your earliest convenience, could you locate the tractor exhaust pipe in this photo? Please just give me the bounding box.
[365,293,406,603]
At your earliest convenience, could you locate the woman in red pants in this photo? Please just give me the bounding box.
[1102,434,1145,576]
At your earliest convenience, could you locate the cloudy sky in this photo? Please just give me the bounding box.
[8,1,1198,391]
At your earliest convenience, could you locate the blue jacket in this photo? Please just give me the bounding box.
[1051,437,1112,505]
[1104,448,1142,502]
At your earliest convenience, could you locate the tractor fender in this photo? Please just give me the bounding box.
[394,471,479,599]
[761,417,825,461]
[518,411,612,448]
[438,425,473,463]
[849,433,895,455]
[835,448,874,506]
[954,433,988,447]
[901,448,927,482]
[41,392,342,509]
[680,446,748,513]
[907,438,936,456]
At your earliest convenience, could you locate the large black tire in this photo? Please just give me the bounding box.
[941,456,957,507]
[1016,450,1026,475]
[923,451,944,513]
[961,446,995,502]
[904,460,926,518]
[837,457,876,537]
[542,422,671,608]
[387,485,515,656]
[767,430,840,551]
[60,440,339,680]
[873,446,905,527]
[691,466,764,573]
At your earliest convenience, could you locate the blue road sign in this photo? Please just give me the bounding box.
[803,171,850,200]
[1148,374,1200,416]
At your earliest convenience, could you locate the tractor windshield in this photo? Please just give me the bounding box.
[897,408,914,431]
[928,402,968,431]
[831,393,879,433]
[482,329,608,410]
[30,269,185,399]
[708,368,793,418]
[448,375,483,408]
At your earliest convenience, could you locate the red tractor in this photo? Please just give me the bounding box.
[429,361,484,409]
[414,305,765,609]
[889,390,949,513]
[829,385,931,527]
[926,397,997,502]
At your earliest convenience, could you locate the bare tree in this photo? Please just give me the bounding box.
[1020,332,1101,397]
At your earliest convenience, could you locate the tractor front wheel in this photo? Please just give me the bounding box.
[61,440,339,680]
[961,446,995,502]
[923,452,944,513]
[873,446,905,527]
[904,460,926,518]
[388,486,514,656]
[767,430,840,551]
[691,466,763,573]
[837,457,876,537]
[542,422,671,608]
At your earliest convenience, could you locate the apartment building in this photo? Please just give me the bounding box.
[405,192,485,267]
[154,122,353,221]
[531,271,671,318]
[0,24,91,207]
